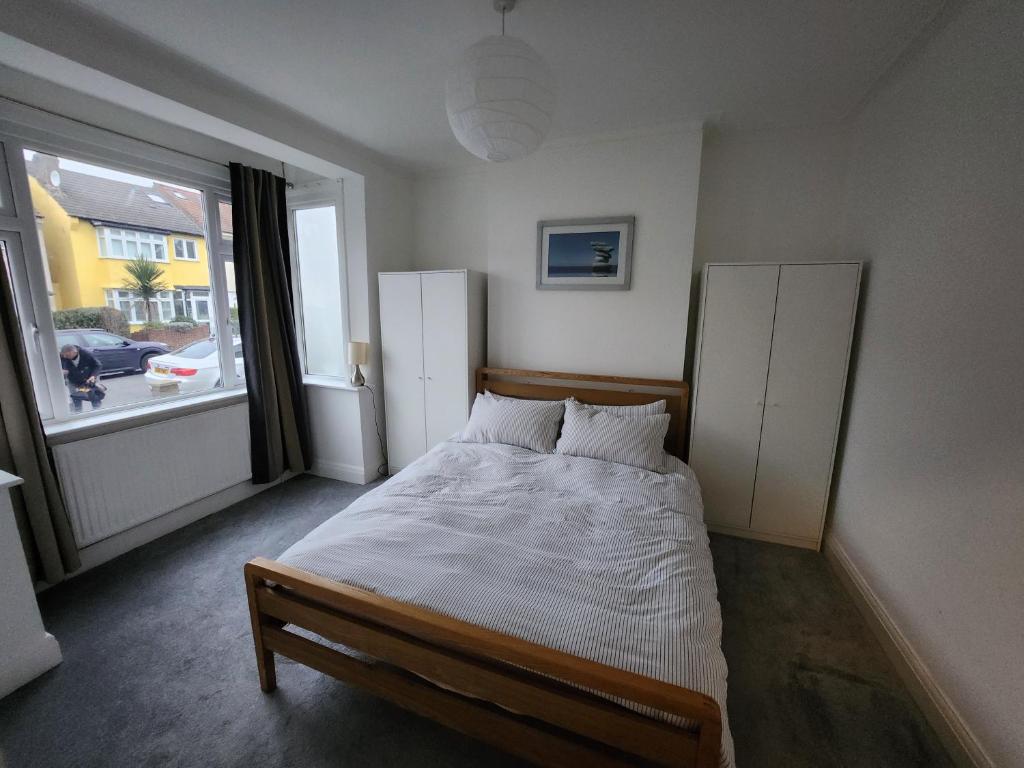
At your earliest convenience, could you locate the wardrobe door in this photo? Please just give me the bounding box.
[750,263,859,542]
[690,265,780,529]
[421,271,469,449]
[379,273,427,471]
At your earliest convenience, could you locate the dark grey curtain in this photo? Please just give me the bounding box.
[230,163,311,483]
[0,248,80,583]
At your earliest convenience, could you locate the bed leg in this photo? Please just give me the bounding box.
[244,566,277,693]
[695,718,722,768]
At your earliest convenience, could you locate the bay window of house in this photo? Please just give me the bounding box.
[0,125,242,425]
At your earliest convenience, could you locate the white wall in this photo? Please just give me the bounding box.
[414,170,488,272]
[693,125,849,270]
[413,127,704,379]
[828,4,1024,765]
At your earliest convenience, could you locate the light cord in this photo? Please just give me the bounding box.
[364,383,389,481]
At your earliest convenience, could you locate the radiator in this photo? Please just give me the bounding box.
[53,404,252,548]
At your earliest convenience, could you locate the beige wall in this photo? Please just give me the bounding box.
[829,4,1024,765]
[693,124,849,270]
[413,127,704,379]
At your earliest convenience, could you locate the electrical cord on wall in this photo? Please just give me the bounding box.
[363,383,389,481]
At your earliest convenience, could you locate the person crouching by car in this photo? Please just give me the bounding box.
[60,343,105,412]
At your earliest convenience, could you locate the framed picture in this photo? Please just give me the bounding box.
[536,216,635,290]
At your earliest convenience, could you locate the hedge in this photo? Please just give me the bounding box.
[52,306,129,337]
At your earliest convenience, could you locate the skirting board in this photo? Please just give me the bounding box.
[69,473,291,578]
[823,535,994,768]
[707,523,820,551]
[310,460,372,485]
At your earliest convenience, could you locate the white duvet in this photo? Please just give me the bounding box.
[279,441,735,767]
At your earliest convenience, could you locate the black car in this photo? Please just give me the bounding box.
[56,329,170,375]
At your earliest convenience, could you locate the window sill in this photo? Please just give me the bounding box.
[44,388,248,446]
[302,375,364,392]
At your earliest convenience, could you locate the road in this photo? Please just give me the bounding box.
[71,370,180,411]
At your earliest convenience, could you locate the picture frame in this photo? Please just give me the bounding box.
[536,216,635,290]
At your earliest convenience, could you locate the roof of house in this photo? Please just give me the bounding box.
[27,157,204,236]
[155,183,233,240]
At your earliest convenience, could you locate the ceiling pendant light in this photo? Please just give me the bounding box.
[446,0,555,162]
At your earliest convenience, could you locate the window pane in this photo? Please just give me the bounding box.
[218,200,233,243]
[293,205,344,377]
[216,200,245,387]
[22,148,228,414]
[174,339,217,359]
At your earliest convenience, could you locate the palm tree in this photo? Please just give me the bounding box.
[122,256,168,323]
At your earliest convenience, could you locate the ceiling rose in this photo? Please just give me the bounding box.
[445,0,555,162]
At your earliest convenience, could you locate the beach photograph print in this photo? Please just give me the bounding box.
[537,217,634,290]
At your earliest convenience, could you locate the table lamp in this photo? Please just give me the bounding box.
[348,341,368,387]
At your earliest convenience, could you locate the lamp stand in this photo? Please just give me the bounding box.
[350,364,365,387]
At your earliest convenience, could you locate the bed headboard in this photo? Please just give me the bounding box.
[475,368,690,460]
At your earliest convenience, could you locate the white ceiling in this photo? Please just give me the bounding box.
[68,0,945,171]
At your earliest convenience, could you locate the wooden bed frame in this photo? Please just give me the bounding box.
[245,368,722,767]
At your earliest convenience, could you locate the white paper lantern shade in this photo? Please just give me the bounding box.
[446,35,555,162]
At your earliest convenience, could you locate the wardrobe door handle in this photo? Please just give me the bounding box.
[426,376,433,381]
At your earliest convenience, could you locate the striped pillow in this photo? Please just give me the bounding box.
[566,396,666,416]
[461,393,565,453]
[556,398,669,471]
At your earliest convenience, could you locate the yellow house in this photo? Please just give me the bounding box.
[26,155,215,330]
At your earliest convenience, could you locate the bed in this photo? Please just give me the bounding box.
[245,368,734,767]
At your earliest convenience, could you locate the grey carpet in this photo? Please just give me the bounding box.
[0,474,951,768]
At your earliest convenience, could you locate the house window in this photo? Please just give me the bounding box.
[97,227,168,262]
[171,288,211,322]
[8,144,242,422]
[173,237,198,261]
[105,289,176,324]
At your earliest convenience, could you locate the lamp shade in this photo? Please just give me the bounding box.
[445,35,554,162]
[348,341,369,366]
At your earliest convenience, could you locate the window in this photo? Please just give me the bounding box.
[174,339,217,359]
[105,289,176,324]
[97,227,168,262]
[81,331,124,347]
[170,288,211,322]
[173,237,198,261]
[5,140,241,423]
[289,194,347,378]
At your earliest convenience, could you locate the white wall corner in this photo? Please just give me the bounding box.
[823,534,995,768]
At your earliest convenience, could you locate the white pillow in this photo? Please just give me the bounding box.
[566,396,666,416]
[461,393,565,453]
[555,398,669,472]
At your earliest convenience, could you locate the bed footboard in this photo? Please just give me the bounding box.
[244,557,721,767]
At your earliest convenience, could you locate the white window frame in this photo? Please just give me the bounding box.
[0,100,242,428]
[96,226,169,262]
[286,179,349,379]
[173,236,198,261]
[105,288,176,324]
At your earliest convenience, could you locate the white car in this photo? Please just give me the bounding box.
[145,337,245,394]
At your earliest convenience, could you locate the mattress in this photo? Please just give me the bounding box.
[279,440,735,767]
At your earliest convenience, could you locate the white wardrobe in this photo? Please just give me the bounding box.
[689,262,860,550]
[378,269,486,474]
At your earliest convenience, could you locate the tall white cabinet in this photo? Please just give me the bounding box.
[378,269,486,474]
[689,262,860,550]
